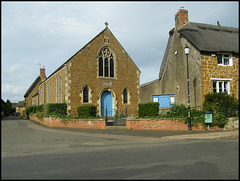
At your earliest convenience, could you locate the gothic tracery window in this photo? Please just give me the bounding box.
[98,47,115,78]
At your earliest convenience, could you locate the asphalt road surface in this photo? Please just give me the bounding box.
[2,117,239,179]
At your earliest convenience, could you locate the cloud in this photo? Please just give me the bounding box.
[1,2,238,103]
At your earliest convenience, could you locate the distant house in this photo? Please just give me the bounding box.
[26,23,140,117]
[140,7,239,109]
[15,100,25,116]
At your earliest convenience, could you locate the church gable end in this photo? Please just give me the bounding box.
[64,25,140,117]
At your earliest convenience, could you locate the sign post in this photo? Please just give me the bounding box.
[205,112,212,130]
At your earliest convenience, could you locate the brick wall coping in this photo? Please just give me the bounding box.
[29,114,106,129]
[126,118,222,131]
[127,117,184,121]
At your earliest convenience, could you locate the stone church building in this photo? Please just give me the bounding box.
[25,23,140,117]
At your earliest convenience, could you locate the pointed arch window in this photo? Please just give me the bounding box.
[98,47,116,78]
[99,57,103,77]
[83,86,89,103]
[123,88,128,104]
[110,58,114,77]
[104,58,109,77]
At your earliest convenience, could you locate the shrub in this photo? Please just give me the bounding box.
[37,104,44,113]
[212,112,226,128]
[44,103,67,116]
[21,110,27,119]
[26,105,38,116]
[77,105,96,118]
[160,104,227,128]
[203,92,239,117]
[165,104,188,118]
[138,102,159,117]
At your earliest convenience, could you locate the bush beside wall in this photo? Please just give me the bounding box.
[77,105,96,118]
[44,103,67,115]
[138,102,159,117]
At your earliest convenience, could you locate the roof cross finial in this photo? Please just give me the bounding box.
[105,22,109,28]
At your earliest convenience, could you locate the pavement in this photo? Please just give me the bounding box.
[2,116,239,140]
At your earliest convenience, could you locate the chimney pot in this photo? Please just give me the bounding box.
[175,7,189,29]
[40,66,46,80]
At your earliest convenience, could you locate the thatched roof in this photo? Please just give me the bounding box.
[178,22,238,53]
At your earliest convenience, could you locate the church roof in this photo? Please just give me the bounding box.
[39,25,140,86]
[24,76,41,98]
[178,22,239,53]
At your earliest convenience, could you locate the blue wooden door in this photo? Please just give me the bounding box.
[101,91,113,117]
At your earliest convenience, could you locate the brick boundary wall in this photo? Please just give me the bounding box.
[29,114,105,129]
[29,114,223,131]
[126,119,222,131]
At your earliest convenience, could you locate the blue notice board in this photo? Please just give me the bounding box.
[152,94,176,108]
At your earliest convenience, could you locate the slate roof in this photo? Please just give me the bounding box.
[178,22,239,53]
[16,100,25,107]
[24,76,41,98]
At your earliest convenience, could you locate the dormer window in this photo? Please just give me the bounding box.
[217,54,232,66]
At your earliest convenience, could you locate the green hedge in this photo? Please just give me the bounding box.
[203,92,239,117]
[138,102,159,117]
[26,103,67,117]
[26,105,38,116]
[44,103,67,115]
[77,105,96,118]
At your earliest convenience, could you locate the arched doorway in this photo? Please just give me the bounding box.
[101,90,113,117]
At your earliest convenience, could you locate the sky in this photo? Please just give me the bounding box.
[1,1,239,103]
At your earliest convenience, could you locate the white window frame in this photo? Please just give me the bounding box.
[217,53,233,66]
[211,78,232,95]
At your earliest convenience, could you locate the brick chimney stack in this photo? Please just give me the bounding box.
[175,6,189,29]
[40,66,46,80]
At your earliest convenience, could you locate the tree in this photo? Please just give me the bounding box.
[5,99,14,116]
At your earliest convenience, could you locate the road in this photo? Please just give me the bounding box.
[2,117,239,179]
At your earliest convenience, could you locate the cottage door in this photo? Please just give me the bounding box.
[101,90,113,117]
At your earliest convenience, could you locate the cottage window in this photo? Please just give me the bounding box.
[83,86,89,103]
[212,80,230,94]
[217,54,232,66]
[98,47,116,78]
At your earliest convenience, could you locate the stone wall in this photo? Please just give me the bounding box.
[224,117,239,130]
[140,79,160,103]
[39,67,66,105]
[201,53,239,104]
[66,28,140,117]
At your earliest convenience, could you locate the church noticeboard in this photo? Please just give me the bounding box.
[205,112,212,124]
[152,94,176,108]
